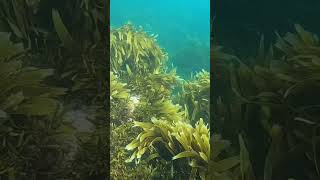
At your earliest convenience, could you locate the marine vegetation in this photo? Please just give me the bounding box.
[0,30,74,179]
[110,23,178,179]
[110,22,240,180]
[212,24,320,180]
[110,23,167,76]
[175,70,210,124]
[0,0,108,179]
[125,118,210,179]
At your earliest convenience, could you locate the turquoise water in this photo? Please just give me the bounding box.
[110,0,210,78]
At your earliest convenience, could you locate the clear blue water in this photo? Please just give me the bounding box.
[110,0,210,78]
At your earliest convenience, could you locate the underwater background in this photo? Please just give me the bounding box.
[1,0,320,179]
[111,0,210,78]
[110,0,320,179]
[212,0,320,180]
[110,0,212,179]
[214,0,320,56]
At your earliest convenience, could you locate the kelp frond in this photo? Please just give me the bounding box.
[126,118,240,180]
[133,98,184,123]
[110,72,129,100]
[129,69,178,101]
[176,70,210,124]
[0,32,65,117]
[125,118,211,179]
[0,32,74,178]
[110,23,167,76]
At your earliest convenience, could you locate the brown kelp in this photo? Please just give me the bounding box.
[175,70,210,124]
[125,118,240,180]
[110,23,181,179]
[0,0,108,179]
[110,23,167,76]
[125,118,211,179]
[110,22,239,179]
[0,30,74,179]
[212,25,320,180]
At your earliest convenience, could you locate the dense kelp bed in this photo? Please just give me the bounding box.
[212,24,320,180]
[0,0,108,179]
[110,23,215,179]
[1,0,319,180]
